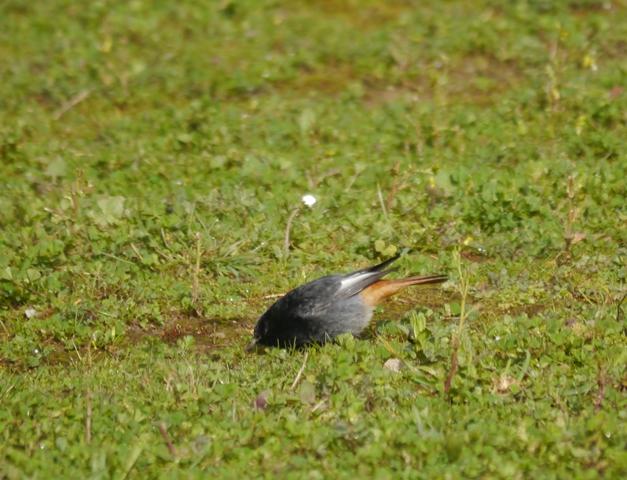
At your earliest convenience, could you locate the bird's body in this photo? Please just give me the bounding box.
[251,255,447,348]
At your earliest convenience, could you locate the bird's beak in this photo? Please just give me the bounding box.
[246,338,263,353]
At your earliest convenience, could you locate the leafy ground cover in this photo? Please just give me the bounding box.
[0,0,625,477]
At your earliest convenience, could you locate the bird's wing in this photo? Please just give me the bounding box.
[278,255,402,316]
[335,255,400,299]
[346,254,400,276]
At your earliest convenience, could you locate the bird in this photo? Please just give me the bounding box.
[249,255,447,349]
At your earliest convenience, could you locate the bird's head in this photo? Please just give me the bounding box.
[246,311,272,352]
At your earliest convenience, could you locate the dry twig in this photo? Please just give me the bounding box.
[53,89,91,120]
[261,293,285,299]
[290,351,309,390]
[85,390,92,444]
[191,233,201,310]
[594,365,607,412]
[376,183,389,220]
[444,249,469,395]
[283,207,300,255]
[157,422,177,458]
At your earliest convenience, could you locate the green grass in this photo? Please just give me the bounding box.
[1,0,626,477]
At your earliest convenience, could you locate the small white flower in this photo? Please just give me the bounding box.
[25,308,37,319]
[301,194,317,207]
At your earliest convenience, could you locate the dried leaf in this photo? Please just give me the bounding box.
[254,390,270,411]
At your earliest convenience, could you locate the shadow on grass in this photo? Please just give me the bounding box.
[1,313,252,372]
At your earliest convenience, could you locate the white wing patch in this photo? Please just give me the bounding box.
[338,271,382,297]
[340,272,373,289]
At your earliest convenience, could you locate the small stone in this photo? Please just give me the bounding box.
[494,375,517,393]
[25,308,37,319]
[384,358,402,373]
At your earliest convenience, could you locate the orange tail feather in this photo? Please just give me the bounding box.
[360,274,447,307]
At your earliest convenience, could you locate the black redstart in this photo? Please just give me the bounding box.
[249,255,447,349]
